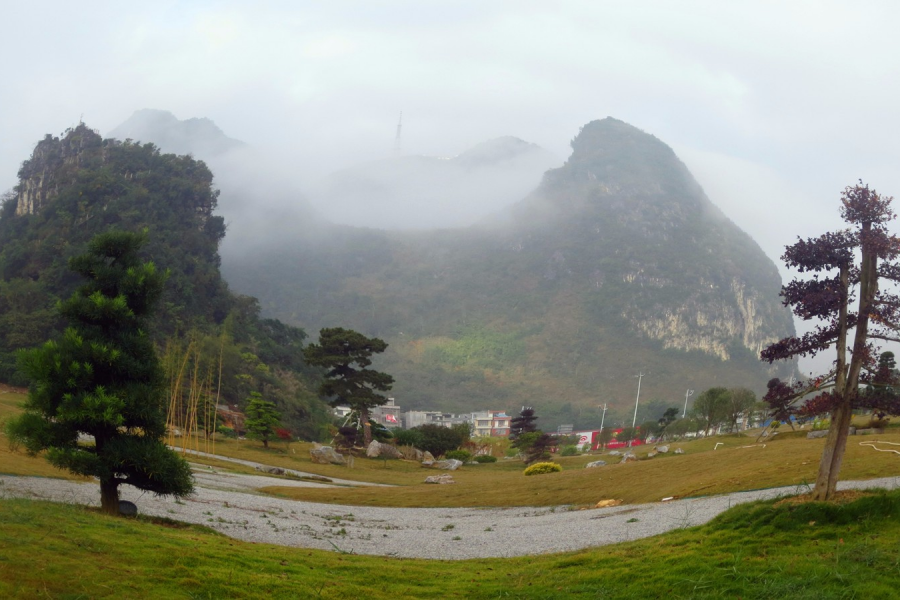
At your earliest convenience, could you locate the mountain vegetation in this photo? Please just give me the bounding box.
[0,124,332,439]
[223,118,796,428]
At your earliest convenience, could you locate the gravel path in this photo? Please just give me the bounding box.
[3,470,899,560]
[178,448,390,488]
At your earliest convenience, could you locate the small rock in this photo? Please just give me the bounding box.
[657,445,669,453]
[674,448,684,454]
[608,451,621,457]
[421,451,435,467]
[585,460,607,468]
[620,452,637,463]
[807,430,828,439]
[118,500,138,516]
[595,499,622,508]
[424,474,456,484]
[646,451,658,458]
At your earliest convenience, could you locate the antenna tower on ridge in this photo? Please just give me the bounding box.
[394,112,402,156]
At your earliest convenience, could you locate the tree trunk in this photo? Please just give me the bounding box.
[812,399,852,500]
[814,264,850,501]
[361,407,372,446]
[100,479,120,516]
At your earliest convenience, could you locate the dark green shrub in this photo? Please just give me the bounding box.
[560,445,579,456]
[412,423,469,456]
[445,449,471,462]
[393,428,424,448]
[474,454,497,463]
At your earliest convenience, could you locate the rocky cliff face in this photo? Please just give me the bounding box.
[15,124,104,216]
[506,118,792,362]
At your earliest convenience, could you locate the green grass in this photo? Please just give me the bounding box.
[1,490,900,598]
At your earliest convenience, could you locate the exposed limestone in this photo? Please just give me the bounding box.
[424,474,456,484]
[366,440,403,459]
[309,445,345,465]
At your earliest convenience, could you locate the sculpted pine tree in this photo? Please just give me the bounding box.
[761,183,900,501]
[7,231,193,514]
[303,328,394,446]
[245,391,281,448]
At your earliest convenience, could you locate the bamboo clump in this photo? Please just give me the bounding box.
[164,333,223,456]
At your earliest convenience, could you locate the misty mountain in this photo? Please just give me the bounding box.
[108,109,245,158]
[307,136,560,230]
[222,118,796,428]
[107,109,323,258]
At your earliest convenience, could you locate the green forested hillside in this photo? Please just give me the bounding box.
[0,124,331,438]
[223,119,795,428]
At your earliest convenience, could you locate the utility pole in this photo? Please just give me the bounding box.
[630,372,646,447]
[631,372,645,429]
[598,403,608,434]
[682,389,694,418]
[394,112,402,156]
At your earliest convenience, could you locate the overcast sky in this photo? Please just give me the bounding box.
[4,0,900,372]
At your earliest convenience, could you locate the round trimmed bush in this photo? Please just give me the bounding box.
[560,445,579,456]
[524,462,562,476]
[474,454,497,463]
[445,449,472,462]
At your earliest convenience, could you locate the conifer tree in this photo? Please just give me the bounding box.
[245,391,281,448]
[6,231,193,514]
[303,327,394,446]
[509,407,538,440]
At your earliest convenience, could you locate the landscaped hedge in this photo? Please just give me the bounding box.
[524,462,562,476]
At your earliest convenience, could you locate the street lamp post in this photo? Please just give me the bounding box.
[630,372,646,447]
[683,389,694,418]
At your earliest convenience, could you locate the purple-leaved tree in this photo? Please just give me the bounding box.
[761,182,900,501]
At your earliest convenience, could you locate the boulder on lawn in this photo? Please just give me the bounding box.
[807,430,828,439]
[620,452,637,463]
[585,460,607,468]
[366,440,404,459]
[421,451,435,467]
[656,445,669,453]
[424,474,456,484]
[434,459,463,471]
[674,448,685,455]
[646,451,658,459]
[608,451,621,457]
[255,466,285,475]
[118,500,138,516]
[310,445,346,465]
[595,499,622,508]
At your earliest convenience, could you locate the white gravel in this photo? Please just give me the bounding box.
[3,469,898,560]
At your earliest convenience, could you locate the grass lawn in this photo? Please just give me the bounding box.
[5,386,900,509]
[257,430,900,508]
[1,490,899,599]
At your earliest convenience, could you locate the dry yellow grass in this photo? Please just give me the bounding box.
[5,386,900,509]
[260,430,900,507]
[0,389,91,481]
